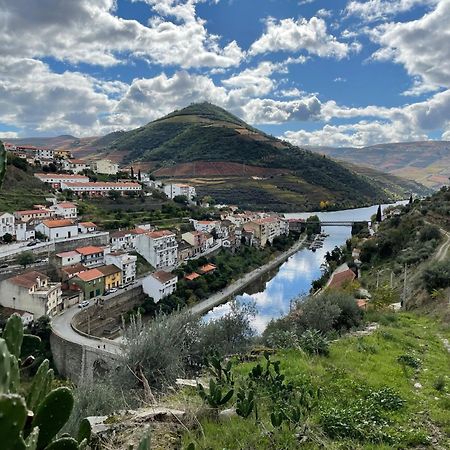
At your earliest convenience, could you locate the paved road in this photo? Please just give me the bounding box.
[51,278,143,355]
[188,236,307,316]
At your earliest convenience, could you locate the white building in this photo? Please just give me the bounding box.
[75,245,108,267]
[163,183,196,201]
[50,202,77,219]
[78,222,97,234]
[60,181,141,196]
[14,209,54,223]
[36,148,54,159]
[105,251,137,285]
[15,221,36,242]
[94,159,119,175]
[36,219,79,240]
[34,173,89,189]
[192,220,218,234]
[62,159,91,173]
[54,250,82,267]
[0,271,63,317]
[0,212,15,238]
[142,271,178,302]
[136,230,178,269]
[109,229,143,251]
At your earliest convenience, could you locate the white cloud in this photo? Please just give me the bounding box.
[0,0,243,69]
[346,0,437,22]
[0,132,19,139]
[249,16,360,59]
[370,0,450,93]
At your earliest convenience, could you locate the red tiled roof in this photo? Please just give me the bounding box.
[198,263,217,274]
[76,268,104,282]
[35,173,88,179]
[152,270,177,283]
[56,251,79,258]
[9,271,49,289]
[64,181,140,188]
[42,219,74,228]
[97,264,121,276]
[57,202,76,208]
[75,246,104,256]
[328,269,356,290]
[184,272,200,281]
[146,230,175,239]
[79,222,96,228]
[16,209,51,216]
[62,263,87,276]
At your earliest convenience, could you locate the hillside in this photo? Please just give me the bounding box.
[307,141,450,189]
[97,103,421,211]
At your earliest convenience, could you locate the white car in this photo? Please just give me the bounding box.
[78,300,90,308]
[109,288,118,294]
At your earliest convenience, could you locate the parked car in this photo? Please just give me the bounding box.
[26,241,37,247]
[78,300,90,309]
[109,288,118,294]
[0,263,8,269]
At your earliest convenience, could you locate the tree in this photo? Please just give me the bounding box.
[409,193,413,204]
[2,232,13,243]
[173,195,188,205]
[130,166,135,179]
[376,205,382,222]
[137,169,142,181]
[108,190,120,200]
[17,251,35,268]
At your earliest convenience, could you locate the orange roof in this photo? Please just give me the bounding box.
[79,222,96,228]
[42,219,74,228]
[198,263,217,274]
[75,246,104,256]
[62,263,87,276]
[16,209,51,216]
[76,268,104,282]
[147,230,175,239]
[9,271,49,289]
[57,202,76,208]
[65,181,140,188]
[328,269,356,290]
[36,173,88,179]
[184,272,200,281]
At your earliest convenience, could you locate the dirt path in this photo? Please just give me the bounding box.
[434,229,450,262]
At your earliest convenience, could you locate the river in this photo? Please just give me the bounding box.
[204,201,407,333]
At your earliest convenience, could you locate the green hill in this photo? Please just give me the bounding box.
[96,103,427,211]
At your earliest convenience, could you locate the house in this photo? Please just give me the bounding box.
[50,202,77,219]
[110,230,136,251]
[287,218,305,233]
[93,159,119,175]
[163,183,196,201]
[98,264,122,290]
[105,252,137,285]
[244,216,288,247]
[60,263,88,282]
[0,212,15,238]
[62,159,91,173]
[184,272,200,281]
[327,268,357,290]
[54,149,72,159]
[0,308,34,326]
[181,231,209,254]
[136,230,178,269]
[60,181,141,196]
[70,268,105,299]
[198,263,217,275]
[178,240,194,262]
[14,209,54,223]
[192,220,218,234]
[15,221,36,242]
[35,148,54,160]
[78,222,97,234]
[36,219,78,240]
[0,271,63,317]
[75,246,107,267]
[142,271,178,302]
[54,250,82,267]
[34,173,89,189]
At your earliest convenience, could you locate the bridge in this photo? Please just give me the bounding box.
[318,220,371,227]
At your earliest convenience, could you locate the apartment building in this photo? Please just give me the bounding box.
[62,159,91,173]
[163,183,196,201]
[75,246,107,267]
[105,251,137,285]
[0,212,15,238]
[60,181,141,196]
[136,230,178,269]
[93,159,119,175]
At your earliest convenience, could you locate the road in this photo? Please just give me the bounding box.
[434,229,450,262]
[188,236,307,316]
[51,278,143,355]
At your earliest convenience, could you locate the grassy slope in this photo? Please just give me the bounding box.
[0,162,50,212]
[179,313,450,449]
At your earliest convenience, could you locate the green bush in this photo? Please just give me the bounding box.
[423,261,450,292]
[298,329,330,356]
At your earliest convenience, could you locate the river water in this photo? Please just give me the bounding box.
[204,202,406,333]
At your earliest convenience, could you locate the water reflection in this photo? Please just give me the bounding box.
[204,202,406,334]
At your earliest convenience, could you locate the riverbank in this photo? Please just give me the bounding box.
[188,235,308,316]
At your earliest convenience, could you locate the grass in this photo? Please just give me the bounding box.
[177,313,450,449]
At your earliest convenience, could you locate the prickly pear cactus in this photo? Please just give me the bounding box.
[27,359,50,412]
[33,387,74,450]
[0,339,11,394]
[2,313,24,358]
[0,393,27,449]
[43,437,79,450]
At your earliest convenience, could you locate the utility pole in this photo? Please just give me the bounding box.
[402,263,407,309]
[390,271,394,289]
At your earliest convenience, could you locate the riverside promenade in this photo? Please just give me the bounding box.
[188,235,308,316]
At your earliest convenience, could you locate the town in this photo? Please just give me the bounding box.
[0,142,302,322]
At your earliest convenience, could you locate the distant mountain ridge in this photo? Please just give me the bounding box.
[305,141,450,189]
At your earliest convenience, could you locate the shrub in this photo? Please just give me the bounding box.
[419,225,441,242]
[264,330,299,349]
[367,387,404,411]
[433,375,446,392]
[397,354,421,369]
[299,329,330,356]
[423,261,450,292]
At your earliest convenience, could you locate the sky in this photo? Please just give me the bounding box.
[0,0,449,147]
